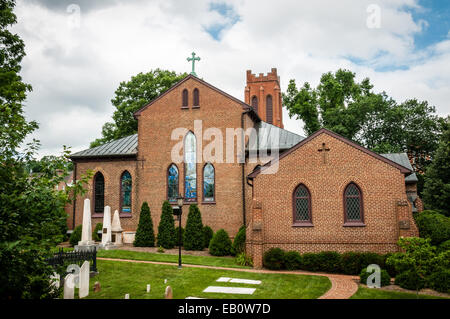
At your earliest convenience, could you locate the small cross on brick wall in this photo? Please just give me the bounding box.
[318,143,330,164]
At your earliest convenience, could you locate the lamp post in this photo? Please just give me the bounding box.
[175,196,184,269]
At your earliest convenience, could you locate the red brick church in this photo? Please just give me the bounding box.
[69,67,420,267]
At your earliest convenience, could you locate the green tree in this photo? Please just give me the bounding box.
[422,121,450,216]
[134,202,155,247]
[209,229,232,256]
[183,204,204,250]
[283,69,443,174]
[157,201,177,249]
[0,0,92,299]
[90,69,187,147]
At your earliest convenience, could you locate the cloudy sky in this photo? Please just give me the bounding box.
[12,0,450,157]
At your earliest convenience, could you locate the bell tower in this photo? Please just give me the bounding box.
[244,68,283,128]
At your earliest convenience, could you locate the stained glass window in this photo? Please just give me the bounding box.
[294,184,310,222]
[121,171,132,213]
[168,164,179,202]
[94,172,104,213]
[203,163,215,202]
[182,89,188,107]
[184,132,197,201]
[345,183,362,222]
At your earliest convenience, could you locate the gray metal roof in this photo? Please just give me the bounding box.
[71,134,138,159]
[380,153,418,183]
[247,121,304,152]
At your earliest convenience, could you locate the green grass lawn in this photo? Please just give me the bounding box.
[97,249,250,269]
[350,286,447,299]
[84,259,331,299]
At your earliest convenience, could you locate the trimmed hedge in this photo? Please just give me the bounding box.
[202,226,214,249]
[284,251,302,270]
[92,223,103,242]
[232,225,246,256]
[263,248,285,270]
[360,268,391,287]
[415,210,450,246]
[209,229,232,256]
[184,204,204,250]
[316,251,341,273]
[69,225,82,246]
[394,270,426,291]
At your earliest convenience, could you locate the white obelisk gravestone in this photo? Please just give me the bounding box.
[111,209,123,246]
[99,206,115,250]
[75,198,96,251]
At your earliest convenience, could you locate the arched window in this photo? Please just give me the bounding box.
[293,184,311,224]
[167,164,179,202]
[184,131,197,202]
[93,172,105,213]
[251,96,258,113]
[193,88,199,107]
[120,171,132,214]
[266,95,273,124]
[344,183,364,224]
[203,163,215,202]
[182,89,188,107]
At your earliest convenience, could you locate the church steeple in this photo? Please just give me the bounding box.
[244,68,283,128]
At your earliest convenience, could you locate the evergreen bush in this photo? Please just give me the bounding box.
[183,204,204,250]
[263,248,285,270]
[157,201,177,249]
[284,251,302,270]
[316,251,342,273]
[394,270,426,291]
[232,225,246,256]
[92,223,103,242]
[428,267,450,293]
[340,252,362,275]
[134,202,155,247]
[69,225,82,247]
[209,229,232,256]
[175,226,184,246]
[202,226,214,249]
[415,210,450,246]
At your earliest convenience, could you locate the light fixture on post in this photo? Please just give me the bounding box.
[175,195,184,269]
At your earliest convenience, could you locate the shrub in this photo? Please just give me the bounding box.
[395,270,426,291]
[69,225,82,246]
[183,204,204,250]
[359,268,391,287]
[202,226,214,249]
[284,251,302,270]
[175,226,184,246]
[340,252,362,275]
[157,246,165,253]
[299,253,319,272]
[438,239,450,253]
[316,251,342,273]
[92,223,103,242]
[428,267,450,293]
[236,253,253,267]
[263,248,285,270]
[359,252,385,270]
[232,225,246,256]
[415,210,450,245]
[134,202,155,247]
[209,229,232,256]
[383,253,398,278]
[157,201,177,249]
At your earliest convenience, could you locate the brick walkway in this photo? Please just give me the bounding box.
[97,257,359,299]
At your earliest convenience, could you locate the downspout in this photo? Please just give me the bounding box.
[72,161,77,230]
[241,110,251,226]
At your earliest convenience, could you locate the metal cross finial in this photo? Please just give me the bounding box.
[318,142,330,164]
[187,52,201,76]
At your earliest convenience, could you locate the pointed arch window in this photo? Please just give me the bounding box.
[203,163,215,202]
[120,171,132,214]
[344,183,364,225]
[184,131,197,202]
[182,89,188,107]
[293,184,312,225]
[167,164,179,202]
[93,172,105,213]
[251,96,258,113]
[193,88,200,107]
[266,95,273,124]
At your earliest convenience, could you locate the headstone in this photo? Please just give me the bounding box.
[93,281,101,293]
[146,284,151,293]
[124,293,130,299]
[164,286,173,299]
[63,274,75,299]
[75,198,96,251]
[99,206,115,250]
[79,261,90,298]
[164,279,167,284]
[111,210,123,246]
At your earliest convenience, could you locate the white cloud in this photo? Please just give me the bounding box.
[12,0,450,157]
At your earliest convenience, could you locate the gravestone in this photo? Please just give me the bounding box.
[146,284,151,293]
[79,261,90,298]
[164,286,173,299]
[99,206,115,250]
[124,293,130,299]
[94,281,101,293]
[63,274,75,299]
[75,198,97,252]
[111,209,123,246]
